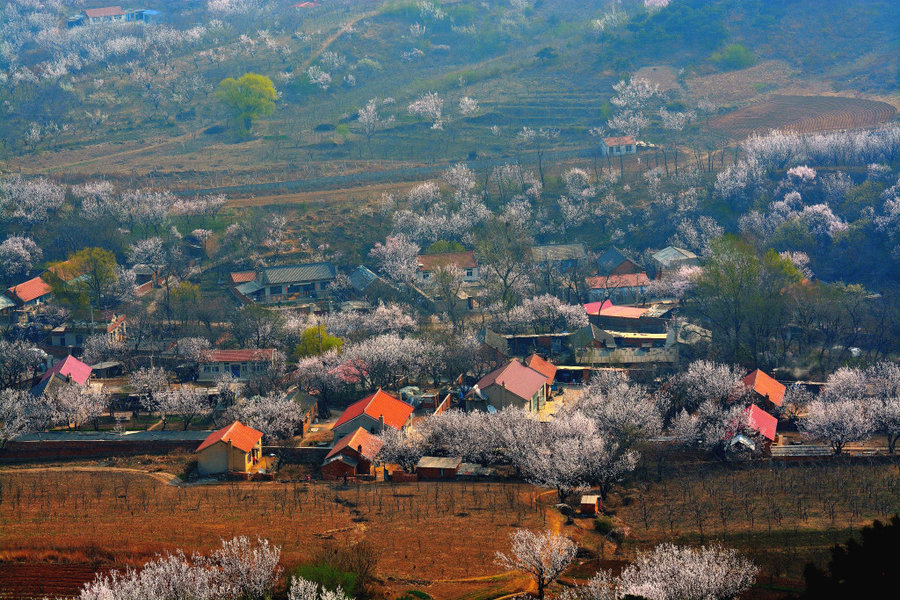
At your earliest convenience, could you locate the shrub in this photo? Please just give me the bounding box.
[294,563,358,596]
[710,43,757,70]
[594,516,615,534]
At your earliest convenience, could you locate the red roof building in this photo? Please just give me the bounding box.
[40,355,92,386]
[415,251,480,284]
[472,359,550,413]
[229,271,256,284]
[196,421,265,475]
[586,273,651,291]
[746,404,778,442]
[743,369,786,407]
[8,276,52,306]
[322,427,383,480]
[332,389,414,439]
[525,354,557,384]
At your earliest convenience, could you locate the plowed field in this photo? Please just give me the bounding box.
[710,95,896,137]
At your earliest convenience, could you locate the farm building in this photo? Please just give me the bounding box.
[746,404,778,443]
[197,349,276,382]
[743,369,786,410]
[600,136,638,155]
[321,427,383,480]
[580,494,602,516]
[584,300,671,333]
[331,389,414,439]
[531,243,587,268]
[416,456,462,479]
[0,293,15,319]
[195,421,266,476]
[468,358,550,413]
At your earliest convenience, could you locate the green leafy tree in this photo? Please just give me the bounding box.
[710,43,756,70]
[215,73,277,138]
[296,324,343,358]
[687,236,802,365]
[45,247,119,309]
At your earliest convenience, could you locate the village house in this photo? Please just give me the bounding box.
[197,349,276,382]
[651,246,699,278]
[600,135,638,156]
[580,494,602,516]
[531,244,587,269]
[468,358,551,413]
[596,247,643,276]
[7,276,52,309]
[49,312,126,350]
[195,421,266,476]
[573,304,677,365]
[31,355,93,397]
[415,251,480,284]
[524,353,557,386]
[743,369,786,412]
[331,389,415,440]
[585,272,651,303]
[321,427,383,480]
[231,262,337,306]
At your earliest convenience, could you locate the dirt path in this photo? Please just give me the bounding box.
[299,9,382,73]
[0,465,182,487]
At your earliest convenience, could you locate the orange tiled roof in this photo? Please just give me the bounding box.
[525,354,557,384]
[196,421,263,453]
[8,276,52,304]
[583,299,648,319]
[333,389,414,431]
[743,369,786,407]
[604,136,637,146]
[230,271,256,284]
[747,405,778,441]
[202,349,275,363]
[326,427,384,461]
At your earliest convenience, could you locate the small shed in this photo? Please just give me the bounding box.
[415,456,462,479]
[321,454,359,480]
[580,494,602,515]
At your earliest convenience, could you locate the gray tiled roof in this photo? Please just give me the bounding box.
[349,265,379,292]
[261,262,336,285]
[652,246,698,268]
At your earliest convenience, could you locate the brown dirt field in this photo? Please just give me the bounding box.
[709,95,897,138]
[633,66,682,93]
[0,469,586,599]
[685,60,797,104]
[226,181,421,209]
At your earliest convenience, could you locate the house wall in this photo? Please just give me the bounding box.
[321,459,356,480]
[574,346,677,365]
[416,266,479,284]
[587,285,647,304]
[198,443,229,475]
[482,384,528,411]
[416,466,458,479]
[197,360,269,382]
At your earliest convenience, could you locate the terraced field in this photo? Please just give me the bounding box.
[710,95,897,137]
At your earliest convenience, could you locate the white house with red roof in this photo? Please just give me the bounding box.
[195,421,264,475]
[331,389,414,440]
[470,358,550,413]
[197,349,276,382]
[600,135,638,155]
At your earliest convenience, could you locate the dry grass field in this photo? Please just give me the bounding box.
[708,95,897,137]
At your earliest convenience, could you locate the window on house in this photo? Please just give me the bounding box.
[465,269,473,277]
[423,272,431,280]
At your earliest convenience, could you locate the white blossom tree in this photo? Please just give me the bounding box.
[801,398,873,455]
[574,543,756,600]
[129,366,169,414]
[227,392,306,442]
[156,387,208,430]
[0,235,42,283]
[52,383,109,431]
[408,91,444,130]
[0,388,36,449]
[369,234,420,284]
[495,529,578,600]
